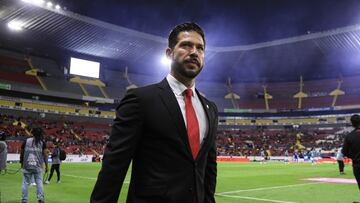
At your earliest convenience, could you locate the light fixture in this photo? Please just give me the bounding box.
[7,21,24,31]
[55,4,60,9]
[46,1,53,7]
[21,0,45,5]
[32,0,45,5]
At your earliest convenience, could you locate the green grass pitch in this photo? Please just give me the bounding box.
[1,162,359,202]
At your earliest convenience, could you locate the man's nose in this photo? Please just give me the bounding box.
[189,46,199,56]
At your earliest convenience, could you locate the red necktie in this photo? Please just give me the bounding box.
[184,89,200,159]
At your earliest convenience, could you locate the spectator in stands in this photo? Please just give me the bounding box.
[45,143,61,184]
[343,114,360,192]
[336,147,345,175]
[91,22,218,203]
[20,127,48,203]
[0,130,7,172]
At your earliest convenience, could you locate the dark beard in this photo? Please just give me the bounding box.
[172,60,203,79]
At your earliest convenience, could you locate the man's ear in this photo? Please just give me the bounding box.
[166,48,172,59]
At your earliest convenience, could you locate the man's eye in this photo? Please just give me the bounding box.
[182,44,192,48]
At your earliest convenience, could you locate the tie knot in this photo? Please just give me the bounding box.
[184,89,193,97]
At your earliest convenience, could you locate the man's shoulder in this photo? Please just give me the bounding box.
[345,130,360,140]
[23,137,31,144]
[128,80,166,96]
[136,82,162,92]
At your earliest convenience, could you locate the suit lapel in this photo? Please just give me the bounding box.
[157,79,193,159]
[196,89,214,160]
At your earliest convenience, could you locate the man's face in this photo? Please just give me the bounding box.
[167,31,205,79]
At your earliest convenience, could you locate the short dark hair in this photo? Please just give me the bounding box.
[351,114,360,128]
[168,22,205,49]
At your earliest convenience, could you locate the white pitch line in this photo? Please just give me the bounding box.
[62,174,129,184]
[217,194,296,203]
[217,182,324,195]
[62,174,97,180]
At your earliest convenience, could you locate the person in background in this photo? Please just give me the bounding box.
[260,149,267,164]
[343,114,360,191]
[284,149,289,164]
[45,143,61,184]
[20,127,48,203]
[0,131,7,172]
[336,147,345,175]
[91,22,218,203]
[309,148,316,165]
[293,150,300,163]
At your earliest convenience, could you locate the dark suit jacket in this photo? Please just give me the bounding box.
[91,79,218,203]
[343,129,360,165]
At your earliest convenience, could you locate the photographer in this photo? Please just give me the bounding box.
[20,127,48,203]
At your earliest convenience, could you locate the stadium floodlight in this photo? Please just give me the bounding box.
[7,21,23,31]
[55,4,61,9]
[46,1,53,8]
[32,0,45,5]
[161,55,171,66]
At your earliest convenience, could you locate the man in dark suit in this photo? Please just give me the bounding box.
[343,114,360,191]
[91,22,218,203]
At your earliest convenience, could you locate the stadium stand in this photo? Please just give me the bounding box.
[5,45,360,113]
[1,113,109,155]
[216,125,346,157]
[232,76,360,110]
[0,46,360,164]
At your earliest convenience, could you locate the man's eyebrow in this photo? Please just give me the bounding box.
[179,40,204,46]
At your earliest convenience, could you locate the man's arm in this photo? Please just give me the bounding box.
[342,135,350,158]
[204,103,218,203]
[91,90,144,203]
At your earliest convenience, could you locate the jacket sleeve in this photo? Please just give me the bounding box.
[90,90,144,203]
[204,102,218,203]
[342,134,350,158]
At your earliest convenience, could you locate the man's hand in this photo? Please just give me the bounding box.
[45,165,49,173]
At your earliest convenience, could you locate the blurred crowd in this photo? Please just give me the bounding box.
[0,114,109,155]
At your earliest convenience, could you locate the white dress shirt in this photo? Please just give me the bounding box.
[166,74,208,145]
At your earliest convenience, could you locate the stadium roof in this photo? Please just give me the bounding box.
[1,0,360,83]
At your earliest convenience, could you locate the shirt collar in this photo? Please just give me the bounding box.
[166,74,196,97]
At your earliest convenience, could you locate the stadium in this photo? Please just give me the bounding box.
[1,0,360,202]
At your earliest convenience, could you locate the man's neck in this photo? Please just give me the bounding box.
[170,72,194,88]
